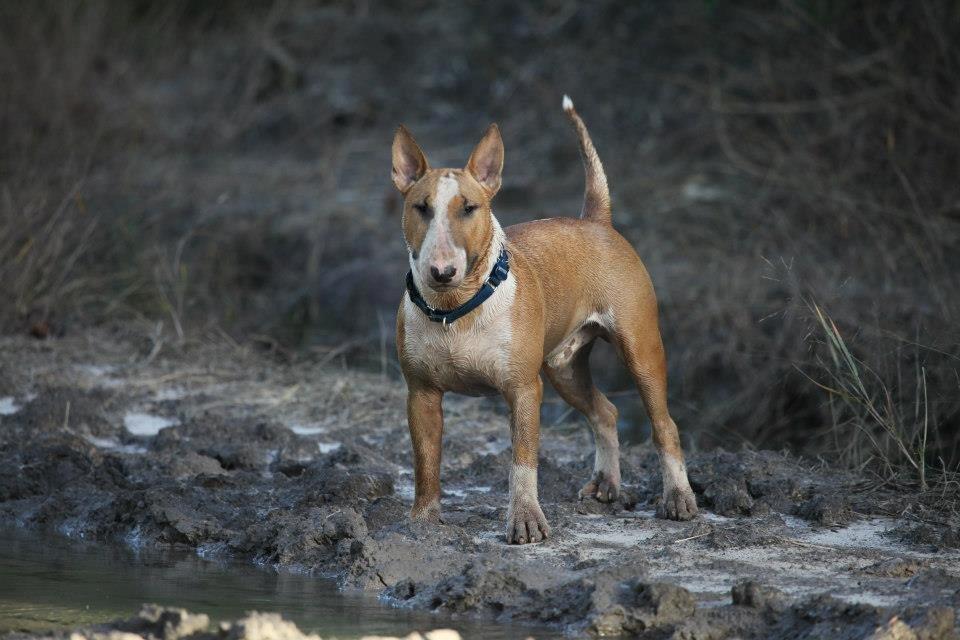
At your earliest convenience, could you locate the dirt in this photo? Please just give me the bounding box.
[0,329,958,639]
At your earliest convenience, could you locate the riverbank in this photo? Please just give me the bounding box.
[0,329,957,638]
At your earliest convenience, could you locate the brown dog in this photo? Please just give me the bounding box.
[393,96,698,544]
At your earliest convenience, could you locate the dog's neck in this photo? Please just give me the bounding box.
[410,215,507,314]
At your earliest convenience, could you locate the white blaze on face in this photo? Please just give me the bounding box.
[415,173,467,286]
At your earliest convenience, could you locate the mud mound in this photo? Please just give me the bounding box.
[654,449,857,525]
[0,432,124,502]
[892,522,960,552]
[5,387,116,438]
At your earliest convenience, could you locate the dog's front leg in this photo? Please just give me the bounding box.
[407,384,444,522]
[503,377,550,544]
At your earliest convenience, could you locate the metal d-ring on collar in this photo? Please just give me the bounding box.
[406,248,510,326]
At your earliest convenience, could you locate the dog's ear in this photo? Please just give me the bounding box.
[466,124,504,197]
[392,125,428,194]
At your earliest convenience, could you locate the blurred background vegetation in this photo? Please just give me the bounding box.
[1,0,958,485]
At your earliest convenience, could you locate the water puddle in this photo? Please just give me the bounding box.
[0,527,561,639]
[0,397,20,416]
[444,486,492,498]
[123,412,179,436]
[288,423,327,436]
[83,435,148,455]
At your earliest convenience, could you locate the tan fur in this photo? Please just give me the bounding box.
[394,98,698,544]
[563,96,611,224]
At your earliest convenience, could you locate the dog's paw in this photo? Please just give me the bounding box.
[578,471,620,503]
[410,498,442,523]
[657,487,698,521]
[505,500,550,544]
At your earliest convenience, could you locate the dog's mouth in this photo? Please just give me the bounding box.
[427,283,457,292]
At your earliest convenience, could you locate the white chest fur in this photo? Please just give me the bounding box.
[403,269,516,395]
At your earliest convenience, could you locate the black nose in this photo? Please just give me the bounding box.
[430,264,457,283]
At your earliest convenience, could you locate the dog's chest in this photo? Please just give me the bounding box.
[403,276,516,395]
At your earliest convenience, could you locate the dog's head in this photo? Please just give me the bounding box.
[391,124,503,292]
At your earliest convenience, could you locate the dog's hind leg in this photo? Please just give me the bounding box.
[544,338,621,502]
[615,325,698,521]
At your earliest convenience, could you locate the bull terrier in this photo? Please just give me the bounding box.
[393,96,698,544]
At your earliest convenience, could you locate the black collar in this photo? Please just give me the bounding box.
[406,248,510,326]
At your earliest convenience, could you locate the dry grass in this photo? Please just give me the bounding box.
[593,0,960,477]
[802,303,955,490]
[0,2,108,331]
[0,0,276,331]
[0,184,97,326]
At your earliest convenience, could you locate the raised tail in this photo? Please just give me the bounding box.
[562,95,611,225]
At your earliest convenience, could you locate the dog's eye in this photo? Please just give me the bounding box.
[413,202,431,216]
[463,203,478,215]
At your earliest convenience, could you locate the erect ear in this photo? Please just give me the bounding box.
[392,125,428,193]
[465,123,504,197]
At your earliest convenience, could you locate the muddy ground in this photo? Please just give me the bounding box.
[0,329,958,638]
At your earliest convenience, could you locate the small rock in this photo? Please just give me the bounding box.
[30,320,50,339]
[222,612,320,640]
[118,605,210,640]
[866,617,918,640]
[796,494,854,526]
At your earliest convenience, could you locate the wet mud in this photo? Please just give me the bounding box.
[0,331,957,638]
